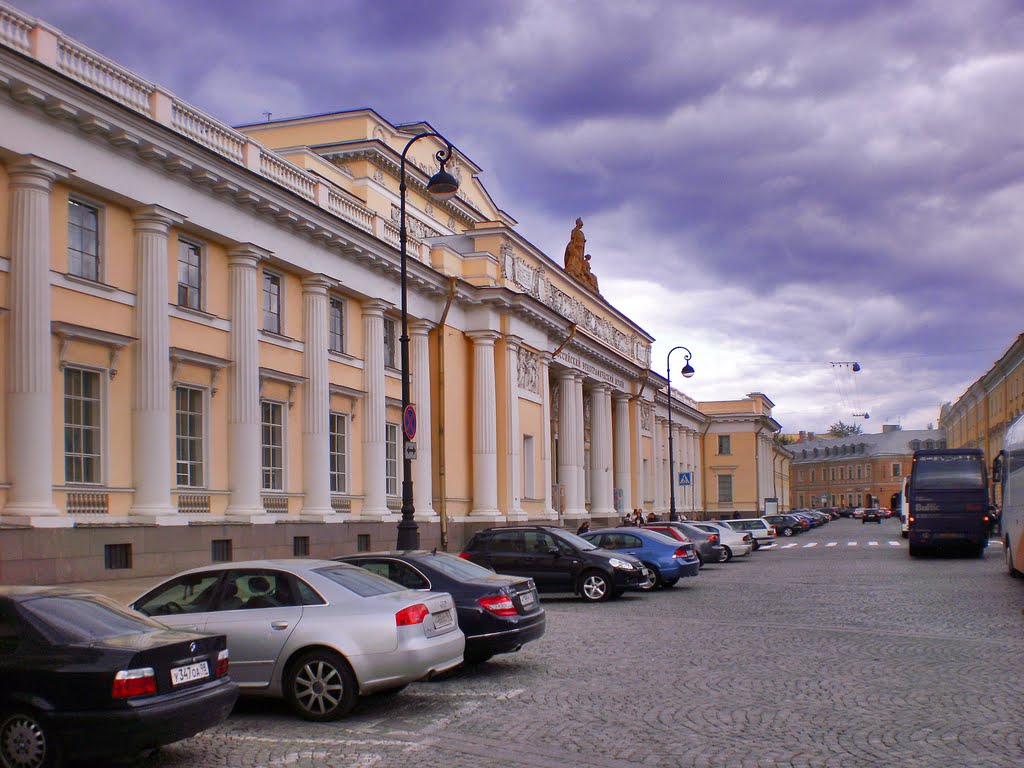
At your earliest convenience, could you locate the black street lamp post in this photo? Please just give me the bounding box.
[665,346,695,522]
[396,133,459,551]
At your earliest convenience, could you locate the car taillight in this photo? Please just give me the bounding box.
[215,649,229,677]
[708,534,719,543]
[966,503,983,512]
[743,534,752,542]
[478,595,518,616]
[112,667,157,699]
[395,603,430,626]
[768,528,776,537]
[673,547,688,559]
[458,552,472,560]
[908,516,914,524]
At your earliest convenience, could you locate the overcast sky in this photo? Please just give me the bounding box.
[13,0,1024,433]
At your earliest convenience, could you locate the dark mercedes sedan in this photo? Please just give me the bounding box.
[0,586,238,768]
[336,550,545,664]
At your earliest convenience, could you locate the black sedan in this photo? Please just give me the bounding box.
[0,586,238,768]
[862,508,883,524]
[336,551,545,664]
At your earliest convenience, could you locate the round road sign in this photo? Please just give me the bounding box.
[403,405,417,441]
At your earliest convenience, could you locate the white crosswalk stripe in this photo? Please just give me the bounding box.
[803,542,817,548]
[781,543,799,549]
[888,541,901,547]
[868,541,879,547]
[847,542,857,546]
[825,542,837,547]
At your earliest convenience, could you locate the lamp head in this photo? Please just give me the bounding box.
[426,160,459,202]
[680,363,695,379]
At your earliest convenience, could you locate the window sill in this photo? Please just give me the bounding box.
[64,273,116,292]
[175,304,219,322]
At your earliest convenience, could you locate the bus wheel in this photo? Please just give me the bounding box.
[908,542,920,558]
[900,531,908,540]
[1006,541,1020,578]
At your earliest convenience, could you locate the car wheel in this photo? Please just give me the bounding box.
[721,547,732,562]
[782,527,793,537]
[0,710,55,768]
[1006,540,1020,578]
[909,542,921,558]
[695,553,704,567]
[285,650,358,721]
[901,531,909,539]
[638,565,661,591]
[579,570,612,602]
[463,649,495,665]
[661,577,679,588]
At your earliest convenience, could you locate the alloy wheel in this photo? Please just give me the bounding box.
[1,713,48,768]
[581,572,610,602]
[293,659,345,717]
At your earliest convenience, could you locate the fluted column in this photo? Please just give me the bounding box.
[613,393,632,514]
[505,336,526,519]
[574,375,587,516]
[558,370,582,517]
[131,206,182,520]
[539,354,556,518]
[680,426,692,513]
[301,276,333,517]
[469,331,500,516]
[4,157,67,523]
[361,300,389,518]
[590,383,614,517]
[410,320,437,520]
[226,245,267,519]
[653,417,665,513]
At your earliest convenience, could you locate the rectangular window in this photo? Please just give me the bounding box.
[357,534,371,553]
[892,463,901,478]
[329,412,348,493]
[840,467,846,480]
[211,539,232,563]
[64,368,102,484]
[175,386,204,487]
[523,434,535,498]
[810,469,815,483]
[293,536,310,557]
[104,543,132,570]
[383,318,397,368]
[718,474,733,503]
[856,465,862,480]
[798,470,804,483]
[385,422,399,496]
[799,494,805,508]
[262,271,282,334]
[866,464,872,478]
[261,401,284,490]
[329,297,345,353]
[67,199,99,281]
[831,467,836,481]
[717,435,731,455]
[177,240,203,310]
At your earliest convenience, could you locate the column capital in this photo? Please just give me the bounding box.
[131,204,185,232]
[228,243,271,268]
[409,319,435,336]
[301,274,334,295]
[467,330,500,345]
[612,391,632,403]
[504,334,524,350]
[361,298,391,317]
[590,381,611,394]
[6,154,70,188]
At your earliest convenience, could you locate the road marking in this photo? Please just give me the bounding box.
[825,542,838,547]
[888,541,901,547]
[848,542,858,546]
[803,542,817,548]
[868,541,879,547]
[781,543,799,549]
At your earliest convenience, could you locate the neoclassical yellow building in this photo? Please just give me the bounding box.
[0,5,732,582]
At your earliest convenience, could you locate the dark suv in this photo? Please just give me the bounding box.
[763,514,804,537]
[460,526,649,603]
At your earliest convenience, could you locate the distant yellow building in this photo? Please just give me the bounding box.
[1,4,737,581]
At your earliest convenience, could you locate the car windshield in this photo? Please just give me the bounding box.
[551,529,597,551]
[20,594,165,644]
[642,529,682,545]
[913,454,986,490]
[416,552,497,580]
[314,565,406,597]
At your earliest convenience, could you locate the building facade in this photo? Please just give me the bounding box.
[697,393,792,518]
[0,5,717,581]
[788,426,946,510]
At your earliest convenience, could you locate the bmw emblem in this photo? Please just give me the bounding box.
[190,642,197,654]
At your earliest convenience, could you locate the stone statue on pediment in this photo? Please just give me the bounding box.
[563,218,601,294]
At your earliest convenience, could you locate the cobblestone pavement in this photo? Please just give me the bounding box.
[100,519,1023,768]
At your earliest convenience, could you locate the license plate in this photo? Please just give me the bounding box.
[170,661,209,686]
[433,609,452,626]
[639,567,650,578]
[519,591,535,608]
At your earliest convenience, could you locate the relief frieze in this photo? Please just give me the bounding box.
[517,347,540,394]
[640,402,652,433]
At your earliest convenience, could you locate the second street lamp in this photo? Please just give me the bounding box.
[396,132,459,551]
[666,346,695,522]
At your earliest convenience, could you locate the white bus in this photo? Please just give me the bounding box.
[994,413,1024,576]
[900,475,910,539]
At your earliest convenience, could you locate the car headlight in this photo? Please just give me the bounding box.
[608,558,635,570]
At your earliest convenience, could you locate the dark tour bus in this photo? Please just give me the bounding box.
[907,448,992,557]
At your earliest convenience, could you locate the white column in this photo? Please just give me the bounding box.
[505,336,526,520]
[130,206,182,520]
[613,393,632,514]
[653,417,665,513]
[301,276,333,518]
[539,354,556,518]
[3,157,66,524]
[469,331,500,516]
[633,399,644,511]
[558,371,582,518]
[410,320,437,521]
[225,245,268,519]
[692,430,702,516]
[590,383,614,516]
[679,426,691,513]
[574,375,587,516]
[361,300,389,518]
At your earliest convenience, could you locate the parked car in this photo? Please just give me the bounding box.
[335,550,544,664]
[643,521,726,566]
[686,522,753,561]
[763,514,804,537]
[862,508,883,524]
[460,526,649,603]
[0,586,238,768]
[851,507,867,519]
[581,528,700,589]
[131,559,464,720]
[805,510,831,525]
[719,518,776,550]
[790,511,819,528]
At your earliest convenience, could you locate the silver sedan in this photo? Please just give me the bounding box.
[130,559,465,720]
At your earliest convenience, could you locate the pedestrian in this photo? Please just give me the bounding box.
[576,520,591,536]
[632,508,645,526]
[646,512,657,523]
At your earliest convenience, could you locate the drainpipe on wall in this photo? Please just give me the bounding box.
[551,324,577,359]
[436,277,458,551]
[700,419,713,519]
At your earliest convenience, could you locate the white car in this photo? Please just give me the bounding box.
[718,518,776,550]
[688,522,753,561]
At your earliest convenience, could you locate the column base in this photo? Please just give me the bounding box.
[130,503,177,518]
[358,507,395,521]
[224,506,275,524]
[297,513,351,524]
[505,508,529,522]
[534,507,560,520]
[123,514,188,526]
[590,506,616,517]
[413,512,440,523]
[562,509,588,520]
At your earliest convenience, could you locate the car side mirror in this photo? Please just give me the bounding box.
[548,546,560,556]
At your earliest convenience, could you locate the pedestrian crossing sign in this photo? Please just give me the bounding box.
[678,472,692,486]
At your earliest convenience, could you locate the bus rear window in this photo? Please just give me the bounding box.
[913,455,986,490]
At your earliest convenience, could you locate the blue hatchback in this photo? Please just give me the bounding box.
[582,527,700,589]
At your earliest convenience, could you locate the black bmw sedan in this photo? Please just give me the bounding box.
[0,586,238,768]
[336,550,545,664]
